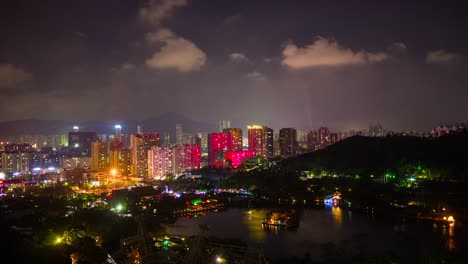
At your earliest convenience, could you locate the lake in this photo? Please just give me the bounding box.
[165,207,465,261]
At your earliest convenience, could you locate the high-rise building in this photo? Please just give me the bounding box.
[3,134,67,149]
[108,139,124,171]
[173,144,201,175]
[148,146,174,180]
[119,148,132,176]
[37,147,60,169]
[176,124,183,145]
[318,127,331,149]
[197,132,209,153]
[162,132,171,147]
[1,152,33,173]
[60,156,92,168]
[115,125,122,141]
[130,133,160,178]
[330,133,340,144]
[148,145,200,179]
[4,144,33,153]
[219,120,230,132]
[68,131,98,157]
[247,125,273,158]
[208,132,233,167]
[98,133,108,142]
[307,130,319,151]
[273,132,281,156]
[369,124,383,137]
[279,128,298,157]
[182,132,201,145]
[223,128,243,151]
[296,130,308,149]
[91,141,108,171]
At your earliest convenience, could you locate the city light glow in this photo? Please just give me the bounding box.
[55,237,63,244]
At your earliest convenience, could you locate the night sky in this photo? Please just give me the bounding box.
[1,0,467,132]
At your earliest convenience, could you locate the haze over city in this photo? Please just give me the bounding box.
[1,0,467,132]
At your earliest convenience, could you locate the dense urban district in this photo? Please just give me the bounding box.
[0,122,467,263]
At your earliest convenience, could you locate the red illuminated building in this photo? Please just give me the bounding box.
[225,150,255,168]
[208,133,233,167]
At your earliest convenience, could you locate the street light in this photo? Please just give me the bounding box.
[110,168,117,183]
[55,236,63,244]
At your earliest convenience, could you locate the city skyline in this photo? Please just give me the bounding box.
[1,2,466,262]
[0,113,465,137]
[1,0,467,132]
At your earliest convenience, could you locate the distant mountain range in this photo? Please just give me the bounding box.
[0,112,217,138]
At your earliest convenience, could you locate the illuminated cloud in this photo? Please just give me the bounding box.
[141,1,206,73]
[120,63,135,70]
[145,29,207,72]
[245,71,266,81]
[229,53,249,63]
[111,63,135,73]
[282,37,389,69]
[0,64,32,87]
[139,0,188,26]
[145,28,175,43]
[388,42,407,54]
[426,50,463,64]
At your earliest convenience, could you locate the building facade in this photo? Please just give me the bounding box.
[208,133,233,167]
[224,150,255,168]
[91,141,108,171]
[148,145,201,179]
[247,125,273,159]
[223,128,243,151]
[279,128,298,157]
[130,133,160,178]
[219,120,230,132]
[68,131,98,157]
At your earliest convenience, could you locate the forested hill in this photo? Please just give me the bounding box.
[282,130,468,181]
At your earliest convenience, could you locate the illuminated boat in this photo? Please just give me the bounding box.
[262,209,299,229]
[172,199,224,217]
[324,191,341,207]
[416,212,456,223]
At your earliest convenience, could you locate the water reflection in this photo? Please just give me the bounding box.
[433,221,456,252]
[167,208,459,261]
[332,206,343,226]
[447,223,455,252]
[242,209,267,242]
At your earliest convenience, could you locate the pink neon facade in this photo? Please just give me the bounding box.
[208,133,233,166]
[174,144,201,172]
[148,145,200,179]
[225,150,255,168]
